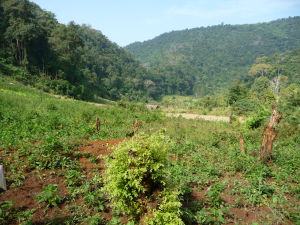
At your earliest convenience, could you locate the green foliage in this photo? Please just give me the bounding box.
[245,109,270,129]
[65,169,85,187]
[144,189,184,225]
[232,97,258,112]
[35,184,62,207]
[0,201,14,225]
[27,136,74,169]
[228,84,248,106]
[83,189,106,212]
[84,214,106,225]
[195,208,227,224]
[103,131,171,218]
[206,182,226,207]
[279,83,300,128]
[161,95,229,116]
[0,201,33,225]
[127,17,300,95]
[0,0,158,101]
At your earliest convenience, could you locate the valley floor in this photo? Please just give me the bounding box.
[0,79,299,225]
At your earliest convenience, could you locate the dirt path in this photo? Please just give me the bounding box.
[166,113,230,122]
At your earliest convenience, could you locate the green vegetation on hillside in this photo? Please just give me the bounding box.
[126,17,300,96]
[0,0,160,101]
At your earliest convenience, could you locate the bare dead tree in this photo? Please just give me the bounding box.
[260,105,282,161]
[96,117,101,132]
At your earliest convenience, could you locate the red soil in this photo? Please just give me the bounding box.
[78,139,124,169]
[0,139,125,224]
[0,171,68,224]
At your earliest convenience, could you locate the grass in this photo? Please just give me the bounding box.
[0,77,299,224]
[160,95,230,116]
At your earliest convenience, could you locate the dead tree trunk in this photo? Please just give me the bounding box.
[239,135,245,155]
[96,117,101,132]
[260,106,282,161]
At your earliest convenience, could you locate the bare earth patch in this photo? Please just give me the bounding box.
[78,139,124,170]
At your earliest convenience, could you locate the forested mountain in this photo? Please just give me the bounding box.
[1,0,299,101]
[126,17,300,96]
[0,0,158,101]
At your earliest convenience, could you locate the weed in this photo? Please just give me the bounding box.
[35,184,62,207]
[83,189,106,212]
[206,182,226,207]
[65,169,85,187]
[0,201,14,225]
[84,213,106,225]
[195,207,228,224]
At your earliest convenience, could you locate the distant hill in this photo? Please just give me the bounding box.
[126,17,300,96]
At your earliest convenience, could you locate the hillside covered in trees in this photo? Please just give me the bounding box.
[126,17,300,96]
[1,0,299,101]
[0,0,160,101]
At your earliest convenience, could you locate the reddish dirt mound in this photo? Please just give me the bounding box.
[78,139,124,169]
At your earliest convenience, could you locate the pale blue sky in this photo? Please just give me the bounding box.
[30,0,300,46]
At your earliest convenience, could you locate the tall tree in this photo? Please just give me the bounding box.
[49,22,83,83]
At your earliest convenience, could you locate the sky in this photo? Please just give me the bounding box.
[30,0,300,47]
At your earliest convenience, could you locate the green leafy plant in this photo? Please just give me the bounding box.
[27,136,73,169]
[17,209,34,225]
[35,184,62,207]
[0,201,14,225]
[84,213,106,225]
[84,189,106,212]
[144,189,184,225]
[206,182,226,207]
[65,169,85,187]
[195,207,227,224]
[103,131,171,219]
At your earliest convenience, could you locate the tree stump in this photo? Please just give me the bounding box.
[96,117,101,132]
[260,106,282,161]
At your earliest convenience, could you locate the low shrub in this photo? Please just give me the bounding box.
[103,131,182,222]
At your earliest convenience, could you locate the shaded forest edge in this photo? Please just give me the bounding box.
[0,0,161,102]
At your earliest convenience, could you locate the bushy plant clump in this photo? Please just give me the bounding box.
[103,132,183,223]
[144,189,184,225]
